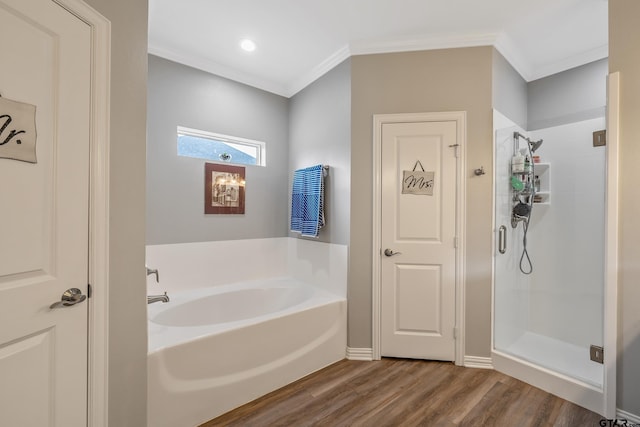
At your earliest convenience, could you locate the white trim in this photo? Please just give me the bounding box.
[350,32,499,56]
[286,44,351,97]
[493,350,606,414]
[464,356,494,370]
[493,33,533,82]
[530,44,608,82]
[372,111,466,366]
[617,408,640,424]
[151,32,608,99]
[53,1,111,426]
[148,43,290,98]
[346,347,374,361]
[603,72,620,419]
[177,125,266,167]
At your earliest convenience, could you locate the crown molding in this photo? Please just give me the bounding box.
[350,32,500,56]
[287,32,502,97]
[528,44,608,81]
[493,32,534,81]
[149,33,608,98]
[285,44,351,97]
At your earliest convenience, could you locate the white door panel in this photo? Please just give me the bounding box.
[380,121,457,361]
[0,0,91,425]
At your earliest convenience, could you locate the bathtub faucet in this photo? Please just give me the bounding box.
[147,292,170,304]
[146,266,159,282]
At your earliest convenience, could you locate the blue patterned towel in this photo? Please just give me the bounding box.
[291,164,325,237]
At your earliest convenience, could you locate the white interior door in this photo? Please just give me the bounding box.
[380,120,458,361]
[0,0,91,425]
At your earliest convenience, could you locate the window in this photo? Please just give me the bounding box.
[177,126,266,166]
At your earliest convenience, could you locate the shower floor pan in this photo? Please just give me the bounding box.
[503,331,603,388]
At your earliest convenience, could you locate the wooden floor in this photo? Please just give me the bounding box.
[201,358,604,427]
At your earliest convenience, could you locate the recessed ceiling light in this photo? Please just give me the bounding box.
[240,39,256,52]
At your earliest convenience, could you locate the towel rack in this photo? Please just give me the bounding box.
[322,165,329,177]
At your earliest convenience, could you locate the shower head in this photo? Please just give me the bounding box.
[528,139,543,153]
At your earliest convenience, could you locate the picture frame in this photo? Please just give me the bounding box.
[204,162,245,214]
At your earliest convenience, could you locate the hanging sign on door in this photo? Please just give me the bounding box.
[0,95,37,164]
[402,160,434,195]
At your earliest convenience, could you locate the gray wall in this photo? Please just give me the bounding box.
[610,0,640,416]
[493,49,528,129]
[350,47,494,356]
[147,55,290,244]
[83,0,148,426]
[288,59,351,245]
[527,58,608,130]
[492,51,606,133]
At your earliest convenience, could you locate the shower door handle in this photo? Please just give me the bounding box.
[498,225,507,254]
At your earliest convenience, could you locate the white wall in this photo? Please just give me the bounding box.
[146,238,348,298]
[493,113,606,354]
[527,118,606,348]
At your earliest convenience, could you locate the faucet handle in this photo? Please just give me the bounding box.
[146,266,159,283]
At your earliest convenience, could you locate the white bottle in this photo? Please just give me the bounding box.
[512,151,525,173]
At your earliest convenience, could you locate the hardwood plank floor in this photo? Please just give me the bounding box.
[201,358,604,427]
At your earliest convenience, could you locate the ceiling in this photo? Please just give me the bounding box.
[148,0,608,98]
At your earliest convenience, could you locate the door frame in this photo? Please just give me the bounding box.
[603,72,619,418]
[53,0,111,425]
[372,111,466,365]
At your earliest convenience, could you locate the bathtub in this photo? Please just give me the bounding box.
[147,277,347,427]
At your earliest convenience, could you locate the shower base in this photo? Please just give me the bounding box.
[503,331,603,387]
[493,334,606,416]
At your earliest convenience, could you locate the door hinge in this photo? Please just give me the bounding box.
[590,345,604,364]
[449,143,460,158]
[453,236,458,248]
[88,283,92,298]
[453,327,458,339]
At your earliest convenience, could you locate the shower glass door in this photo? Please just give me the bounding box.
[492,110,606,413]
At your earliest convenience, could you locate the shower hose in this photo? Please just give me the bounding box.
[518,146,535,275]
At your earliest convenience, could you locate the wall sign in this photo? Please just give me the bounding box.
[402,160,434,195]
[0,96,37,163]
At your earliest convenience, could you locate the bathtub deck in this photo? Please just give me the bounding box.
[201,358,603,426]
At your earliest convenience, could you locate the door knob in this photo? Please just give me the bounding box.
[50,288,87,309]
[384,248,402,257]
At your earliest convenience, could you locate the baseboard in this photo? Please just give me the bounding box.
[346,347,374,361]
[464,355,494,369]
[346,351,491,366]
[617,408,640,424]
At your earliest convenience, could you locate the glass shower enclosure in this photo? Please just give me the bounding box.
[492,110,609,415]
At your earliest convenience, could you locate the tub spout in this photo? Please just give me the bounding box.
[147,292,169,304]
[146,266,159,282]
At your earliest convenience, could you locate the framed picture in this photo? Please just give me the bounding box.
[205,163,245,214]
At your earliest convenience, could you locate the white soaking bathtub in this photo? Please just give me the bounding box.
[147,277,347,427]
